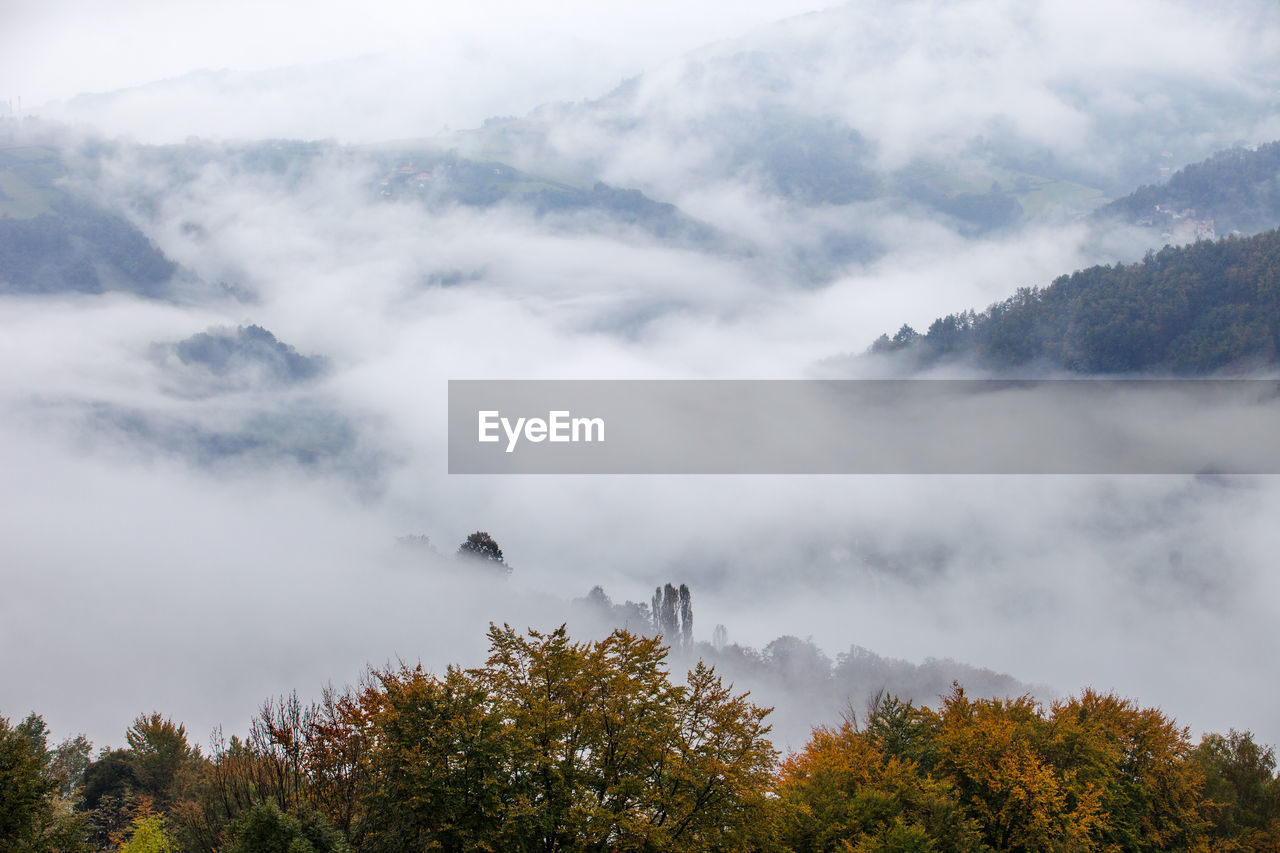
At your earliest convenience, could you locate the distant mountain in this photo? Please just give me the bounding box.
[868,229,1280,374]
[1095,141,1280,237]
[0,146,177,296]
[461,0,1280,229]
[367,147,726,249]
[101,137,729,253]
[468,88,1105,237]
[79,399,379,480]
[23,0,1280,294]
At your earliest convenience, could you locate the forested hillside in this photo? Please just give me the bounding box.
[871,229,1280,373]
[1097,141,1280,236]
[6,4,1280,853]
[0,147,177,296]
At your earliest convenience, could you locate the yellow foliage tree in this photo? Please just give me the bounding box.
[118,813,177,853]
[355,624,776,852]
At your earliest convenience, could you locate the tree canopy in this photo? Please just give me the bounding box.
[871,229,1280,374]
[456,530,509,574]
[6,627,1279,852]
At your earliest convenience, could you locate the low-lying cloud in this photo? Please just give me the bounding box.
[1,0,1278,757]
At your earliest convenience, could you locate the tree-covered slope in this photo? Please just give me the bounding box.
[0,146,177,296]
[871,229,1280,374]
[1096,141,1280,237]
[6,623,1279,852]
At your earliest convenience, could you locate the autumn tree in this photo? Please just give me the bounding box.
[173,624,772,851]
[777,687,1214,853]
[355,624,775,852]
[180,689,372,852]
[117,813,177,853]
[925,687,1105,851]
[354,665,507,853]
[81,747,139,847]
[483,625,686,849]
[485,624,775,850]
[1044,689,1207,852]
[776,718,985,852]
[81,713,206,850]
[125,713,201,811]
[656,659,778,849]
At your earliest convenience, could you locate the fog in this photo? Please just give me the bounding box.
[5,0,829,140]
[2,0,1279,754]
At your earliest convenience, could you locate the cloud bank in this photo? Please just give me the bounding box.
[0,0,1277,754]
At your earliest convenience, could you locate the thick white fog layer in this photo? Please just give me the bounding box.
[2,0,1279,754]
[4,0,827,140]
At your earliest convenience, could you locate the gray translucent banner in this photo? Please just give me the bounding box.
[448,380,1280,474]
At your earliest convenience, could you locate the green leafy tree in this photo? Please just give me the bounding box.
[0,713,56,852]
[482,624,775,851]
[227,801,349,853]
[869,228,1280,374]
[81,747,137,847]
[354,665,506,853]
[118,813,178,853]
[1194,729,1280,850]
[79,714,206,850]
[457,530,509,574]
[352,624,775,852]
[48,734,92,800]
[0,712,91,853]
[125,712,200,809]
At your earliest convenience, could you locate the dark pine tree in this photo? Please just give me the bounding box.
[678,584,693,651]
[457,531,509,574]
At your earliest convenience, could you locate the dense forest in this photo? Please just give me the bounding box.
[3,622,1278,852]
[0,144,178,297]
[871,228,1280,373]
[1096,142,1280,236]
[0,197,177,296]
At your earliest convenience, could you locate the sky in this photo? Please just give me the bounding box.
[2,0,1279,755]
[1,0,830,139]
